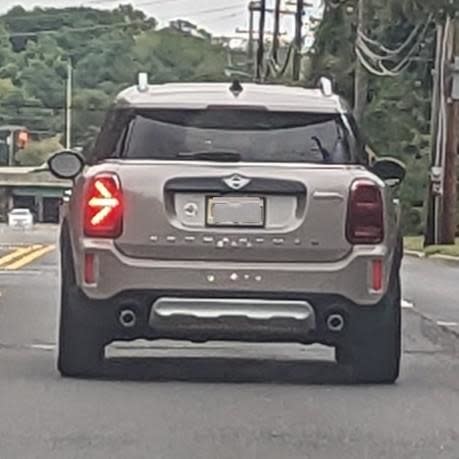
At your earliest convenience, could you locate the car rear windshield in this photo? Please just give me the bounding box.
[11,209,30,215]
[115,109,352,164]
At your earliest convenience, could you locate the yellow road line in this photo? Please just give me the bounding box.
[5,245,56,271]
[0,245,43,267]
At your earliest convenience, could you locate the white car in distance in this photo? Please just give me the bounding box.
[8,208,34,230]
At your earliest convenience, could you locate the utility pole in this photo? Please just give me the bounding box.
[272,0,282,64]
[264,0,282,79]
[440,15,459,244]
[292,0,304,81]
[246,0,297,80]
[256,0,266,81]
[424,23,444,246]
[248,1,256,77]
[354,0,370,123]
[65,58,73,150]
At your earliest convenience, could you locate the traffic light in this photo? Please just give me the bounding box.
[15,130,29,150]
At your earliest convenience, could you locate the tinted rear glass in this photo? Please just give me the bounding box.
[117,109,352,164]
[11,210,30,215]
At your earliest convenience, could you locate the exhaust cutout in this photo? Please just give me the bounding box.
[119,309,137,328]
[326,314,345,333]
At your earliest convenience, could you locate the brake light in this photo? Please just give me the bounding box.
[84,174,123,238]
[346,180,384,244]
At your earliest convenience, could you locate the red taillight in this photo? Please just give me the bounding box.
[346,180,384,244]
[84,174,123,238]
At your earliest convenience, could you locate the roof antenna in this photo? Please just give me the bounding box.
[229,79,244,97]
[137,72,149,92]
[318,76,333,97]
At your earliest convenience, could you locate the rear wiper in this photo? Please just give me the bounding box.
[311,136,332,163]
[177,150,241,162]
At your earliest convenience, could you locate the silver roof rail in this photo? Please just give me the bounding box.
[137,72,149,92]
[318,77,334,97]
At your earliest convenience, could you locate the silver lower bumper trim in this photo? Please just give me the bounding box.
[149,297,316,341]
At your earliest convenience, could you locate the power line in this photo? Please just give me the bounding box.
[8,20,148,38]
[356,15,433,66]
[358,21,426,58]
[355,15,433,77]
[84,0,183,5]
[1,1,240,26]
[212,11,245,24]
[266,40,295,78]
[325,0,347,9]
[354,0,369,123]
[1,105,109,112]
[0,1,180,22]
[174,5,244,20]
[7,4,242,38]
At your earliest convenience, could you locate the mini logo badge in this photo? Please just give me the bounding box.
[223,175,251,190]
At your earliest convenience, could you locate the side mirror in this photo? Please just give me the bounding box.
[372,157,406,186]
[48,150,85,180]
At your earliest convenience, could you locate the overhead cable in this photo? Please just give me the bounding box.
[358,20,426,58]
[356,14,433,77]
[267,41,295,79]
[7,4,242,38]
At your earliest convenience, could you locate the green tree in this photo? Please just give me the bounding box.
[308,0,447,234]
[0,6,228,148]
[15,134,63,166]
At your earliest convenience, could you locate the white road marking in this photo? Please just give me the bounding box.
[436,321,459,328]
[30,344,55,351]
[402,299,414,309]
[0,269,55,276]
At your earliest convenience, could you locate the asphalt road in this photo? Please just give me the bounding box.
[403,256,459,330]
[0,225,458,459]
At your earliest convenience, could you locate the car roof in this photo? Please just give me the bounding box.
[10,208,31,213]
[115,82,348,114]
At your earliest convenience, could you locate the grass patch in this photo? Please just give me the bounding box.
[404,236,459,257]
[403,236,424,252]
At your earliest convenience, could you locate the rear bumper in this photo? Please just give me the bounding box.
[8,219,33,229]
[74,239,392,305]
[74,289,367,345]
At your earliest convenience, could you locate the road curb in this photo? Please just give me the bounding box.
[404,250,459,263]
[408,308,459,355]
[429,253,459,263]
[404,250,425,258]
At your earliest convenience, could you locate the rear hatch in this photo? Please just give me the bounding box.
[103,108,362,263]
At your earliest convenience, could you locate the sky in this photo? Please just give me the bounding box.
[0,0,322,38]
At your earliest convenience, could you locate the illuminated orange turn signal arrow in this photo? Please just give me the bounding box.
[88,180,120,226]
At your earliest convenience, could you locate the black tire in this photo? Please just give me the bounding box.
[336,270,401,384]
[57,229,105,377]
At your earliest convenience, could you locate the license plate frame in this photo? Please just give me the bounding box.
[206,196,265,228]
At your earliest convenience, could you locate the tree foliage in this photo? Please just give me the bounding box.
[15,134,62,166]
[308,0,454,234]
[0,6,228,161]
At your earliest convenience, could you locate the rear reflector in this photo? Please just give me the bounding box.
[371,259,383,292]
[346,180,384,244]
[84,253,96,284]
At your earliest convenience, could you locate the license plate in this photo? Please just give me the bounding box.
[207,196,265,227]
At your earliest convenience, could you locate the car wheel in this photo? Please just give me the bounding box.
[336,270,401,384]
[57,230,105,377]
